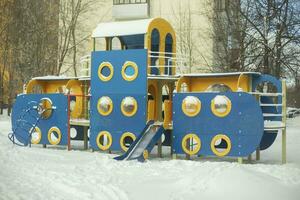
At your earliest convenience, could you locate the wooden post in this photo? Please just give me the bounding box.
[247,154,252,163]
[172,153,177,160]
[238,157,243,164]
[256,147,260,161]
[83,81,89,150]
[67,95,71,151]
[282,79,287,164]
[157,81,163,158]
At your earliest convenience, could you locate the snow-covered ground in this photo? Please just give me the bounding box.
[1,111,300,200]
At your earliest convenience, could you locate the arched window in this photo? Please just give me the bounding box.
[165,33,173,75]
[150,29,160,75]
[111,37,122,50]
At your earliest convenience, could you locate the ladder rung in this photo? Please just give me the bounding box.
[260,104,282,107]
[250,92,283,96]
[264,128,283,131]
[263,113,283,117]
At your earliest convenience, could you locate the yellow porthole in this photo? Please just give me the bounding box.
[38,98,53,119]
[181,96,201,117]
[210,134,231,157]
[97,96,113,116]
[181,134,201,155]
[30,127,42,144]
[96,131,112,151]
[121,97,138,117]
[121,61,138,81]
[98,62,114,82]
[47,126,62,145]
[211,95,232,117]
[120,132,136,151]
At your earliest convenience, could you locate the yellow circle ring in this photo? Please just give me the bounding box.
[121,61,139,81]
[181,96,201,117]
[211,96,232,117]
[210,134,232,157]
[120,132,136,151]
[31,127,42,144]
[96,131,112,151]
[97,96,113,116]
[121,97,138,117]
[181,134,201,155]
[47,127,62,145]
[98,62,114,82]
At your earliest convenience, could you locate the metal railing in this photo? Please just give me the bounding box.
[148,51,189,75]
[80,55,91,77]
[79,51,190,76]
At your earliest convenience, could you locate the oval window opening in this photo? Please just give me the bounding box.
[98,62,114,81]
[120,132,136,151]
[182,96,201,117]
[101,66,111,77]
[38,98,53,119]
[211,95,232,117]
[97,96,113,116]
[121,97,138,117]
[47,127,62,145]
[211,134,231,157]
[125,65,135,77]
[181,134,201,155]
[122,61,138,81]
[96,131,112,151]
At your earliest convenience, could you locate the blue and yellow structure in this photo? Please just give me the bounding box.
[9,18,287,163]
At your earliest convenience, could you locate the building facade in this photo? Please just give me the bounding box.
[66,0,236,75]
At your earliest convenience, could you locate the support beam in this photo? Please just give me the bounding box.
[247,154,252,163]
[172,153,177,160]
[256,148,260,161]
[238,157,243,164]
[156,81,163,158]
[282,79,287,164]
[82,81,89,150]
[282,128,287,164]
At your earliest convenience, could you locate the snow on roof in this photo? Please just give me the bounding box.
[92,18,153,38]
[181,72,261,78]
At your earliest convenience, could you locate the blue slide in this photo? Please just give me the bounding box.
[114,121,165,162]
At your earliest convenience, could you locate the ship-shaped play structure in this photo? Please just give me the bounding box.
[9,18,287,163]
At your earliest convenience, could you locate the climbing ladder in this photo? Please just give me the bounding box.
[249,80,287,164]
[8,101,44,146]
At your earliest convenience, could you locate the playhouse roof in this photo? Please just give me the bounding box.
[92,18,153,38]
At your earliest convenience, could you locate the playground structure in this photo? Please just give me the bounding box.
[9,18,287,164]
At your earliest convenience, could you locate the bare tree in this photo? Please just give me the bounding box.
[57,0,102,76]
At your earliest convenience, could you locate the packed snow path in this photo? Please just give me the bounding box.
[1,113,300,200]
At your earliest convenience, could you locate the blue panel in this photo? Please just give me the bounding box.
[90,49,147,151]
[11,94,68,145]
[172,92,264,157]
